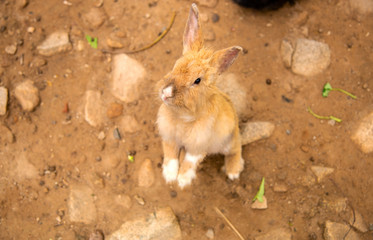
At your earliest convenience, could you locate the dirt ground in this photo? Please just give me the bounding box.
[0,0,372,239]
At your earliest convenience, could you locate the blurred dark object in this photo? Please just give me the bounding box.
[233,0,295,10]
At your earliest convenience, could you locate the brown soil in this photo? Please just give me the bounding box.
[0,0,372,239]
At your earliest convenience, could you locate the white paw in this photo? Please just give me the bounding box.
[162,159,179,183]
[177,169,196,189]
[228,172,240,180]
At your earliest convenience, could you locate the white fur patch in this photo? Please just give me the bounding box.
[177,168,196,189]
[226,158,244,181]
[162,159,179,183]
[184,153,203,165]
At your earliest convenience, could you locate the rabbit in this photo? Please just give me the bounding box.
[156,3,244,189]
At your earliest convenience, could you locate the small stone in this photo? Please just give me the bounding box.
[84,90,104,127]
[324,221,361,240]
[134,195,145,206]
[251,196,268,210]
[106,38,124,49]
[82,7,107,29]
[37,31,72,56]
[98,131,105,140]
[5,45,17,55]
[197,0,218,8]
[113,128,121,140]
[300,145,309,153]
[68,185,97,224]
[351,111,373,153]
[362,83,368,89]
[280,39,293,68]
[0,124,14,145]
[106,102,123,118]
[27,26,35,33]
[350,210,368,233]
[14,80,40,112]
[30,57,47,67]
[138,159,155,188]
[204,28,216,41]
[240,122,275,145]
[311,166,334,182]
[206,228,214,239]
[211,13,220,23]
[119,115,141,133]
[108,207,182,240]
[170,190,177,198]
[254,228,292,240]
[273,183,288,193]
[0,87,8,115]
[111,54,146,103]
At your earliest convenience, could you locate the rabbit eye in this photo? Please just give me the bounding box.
[194,78,201,85]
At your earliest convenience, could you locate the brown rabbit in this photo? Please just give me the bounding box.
[157,3,244,188]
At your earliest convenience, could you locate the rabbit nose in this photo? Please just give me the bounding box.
[162,85,174,100]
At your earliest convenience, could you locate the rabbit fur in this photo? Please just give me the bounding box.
[157,3,244,188]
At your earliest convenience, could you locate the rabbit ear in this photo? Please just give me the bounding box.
[183,3,203,54]
[211,46,243,74]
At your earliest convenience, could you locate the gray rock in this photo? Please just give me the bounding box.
[351,112,373,153]
[216,73,248,118]
[82,7,107,29]
[349,0,373,15]
[108,207,182,240]
[111,54,146,103]
[68,185,97,224]
[291,38,331,76]
[280,39,293,68]
[0,87,8,115]
[197,0,218,8]
[37,31,72,56]
[0,124,14,145]
[5,45,17,55]
[310,166,334,182]
[14,80,40,111]
[119,115,141,133]
[138,159,155,188]
[324,221,361,240]
[84,90,104,127]
[254,228,292,240]
[240,121,275,146]
[350,210,368,233]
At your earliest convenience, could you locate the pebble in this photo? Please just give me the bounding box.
[30,57,47,67]
[138,159,155,188]
[27,26,35,33]
[134,195,145,206]
[97,131,105,140]
[82,7,107,29]
[300,145,309,153]
[251,196,268,210]
[206,228,215,239]
[170,190,177,198]
[5,45,17,55]
[0,124,14,145]
[37,31,72,56]
[240,121,275,146]
[0,87,8,115]
[106,38,124,49]
[106,102,123,119]
[113,128,121,140]
[14,80,40,112]
[311,166,334,182]
[84,90,104,127]
[211,13,220,23]
[351,111,373,153]
[108,207,181,240]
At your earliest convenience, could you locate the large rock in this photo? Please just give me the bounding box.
[138,159,155,188]
[68,185,97,224]
[291,38,331,76]
[111,54,146,103]
[254,228,292,240]
[108,207,182,240]
[240,121,275,145]
[0,87,8,115]
[37,31,72,56]
[324,221,361,240]
[84,90,104,127]
[349,0,373,15]
[14,80,40,111]
[351,112,373,153]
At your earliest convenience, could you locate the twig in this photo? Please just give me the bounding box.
[102,11,177,54]
[214,207,245,240]
[307,107,342,123]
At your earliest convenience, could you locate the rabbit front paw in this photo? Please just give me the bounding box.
[162,159,179,183]
[177,169,196,189]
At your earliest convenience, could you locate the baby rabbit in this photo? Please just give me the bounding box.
[157,3,244,189]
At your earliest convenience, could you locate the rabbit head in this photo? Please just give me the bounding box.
[158,3,242,115]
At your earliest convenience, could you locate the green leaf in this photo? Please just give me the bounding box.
[128,155,134,163]
[85,35,98,49]
[253,177,265,203]
[322,82,332,97]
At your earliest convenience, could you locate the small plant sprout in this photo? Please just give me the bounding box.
[307,107,342,123]
[322,82,357,99]
[253,177,265,203]
[85,35,98,49]
[128,154,134,163]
